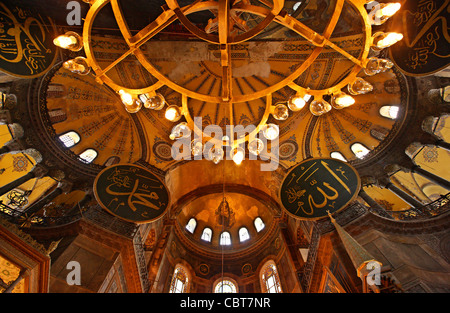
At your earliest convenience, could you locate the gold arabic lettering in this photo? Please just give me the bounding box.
[0,3,52,75]
[307,182,339,211]
[106,179,161,213]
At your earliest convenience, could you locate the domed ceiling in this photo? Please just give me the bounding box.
[41,0,406,173]
[10,0,430,242]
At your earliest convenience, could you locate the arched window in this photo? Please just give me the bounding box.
[185,218,197,234]
[48,108,67,124]
[58,131,80,148]
[239,227,250,242]
[169,265,189,293]
[379,106,399,119]
[330,152,347,162]
[219,231,231,246]
[351,143,370,159]
[214,279,238,293]
[260,261,283,293]
[201,228,212,242]
[254,217,265,232]
[104,156,120,166]
[78,148,98,164]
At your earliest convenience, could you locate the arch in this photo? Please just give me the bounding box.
[185,217,197,233]
[200,227,212,242]
[78,148,97,164]
[169,264,191,293]
[379,105,399,120]
[260,260,283,293]
[58,131,80,148]
[351,143,370,159]
[103,156,120,167]
[213,277,238,293]
[239,227,250,242]
[254,217,265,232]
[219,231,232,246]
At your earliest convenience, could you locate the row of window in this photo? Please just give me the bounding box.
[328,106,399,162]
[330,143,370,162]
[185,217,265,245]
[58,131,98,164]
[169,260,282,293]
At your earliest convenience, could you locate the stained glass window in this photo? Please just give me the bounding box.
[214,279,237,293]
[254,217,265,232]
[186,218,197,233]
[78,149,98,164]
[58,131,80,148]
[331,152,347,162]
[219,231,231,245]
[201,228,212,242]
[261,262,282,293]
[379,106,399,119]
[239,227,250,242]
[351,143,370,159]
[169,266,188,293]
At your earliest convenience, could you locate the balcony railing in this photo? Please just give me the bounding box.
[387,193,450,220]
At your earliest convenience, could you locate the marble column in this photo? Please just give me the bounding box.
[412,165,450,190]
[385,182,424,209]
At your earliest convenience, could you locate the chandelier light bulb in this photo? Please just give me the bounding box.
[272,104,289,120]
[332,93,355,109]
[263,123,279,140]
[119,90,134,106]
[169,122,191,140]
[348,78,373,95]
[248,138,264,155]
[208,146,224,164]
[53,32,83,51]
[379,3,401,18]
[364,57,382,76]
[54,35,77,49]
[310,99,332,116]
[63,57,90,75]
[165,105,182,122]
[191,139,203,157]
[231,147,245,165]
[373,32,403,50]
[288,95,307,111]
[141,93,166,110]
[369,3,401,25]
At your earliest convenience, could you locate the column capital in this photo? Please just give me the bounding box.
[57,180,73,194]
[3,140,23,153]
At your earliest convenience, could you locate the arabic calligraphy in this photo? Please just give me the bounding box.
[280,158,360,220]
[94,164,169,223]
[390,0,450,75]
[0,3,57,77]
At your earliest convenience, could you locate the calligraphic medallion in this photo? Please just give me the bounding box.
[0,2,58,78]
[279,158,360,220]
[93,164,170,224]
[388,0,450,76]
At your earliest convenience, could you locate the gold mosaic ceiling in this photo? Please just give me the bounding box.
[44,0,405,172]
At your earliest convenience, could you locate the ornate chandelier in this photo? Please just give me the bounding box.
[54,0,403,165]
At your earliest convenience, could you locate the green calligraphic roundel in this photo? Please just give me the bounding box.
[94,164,170,224]
[279,158,361,220]
[388,0,450,77]
[0,2,58,78]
